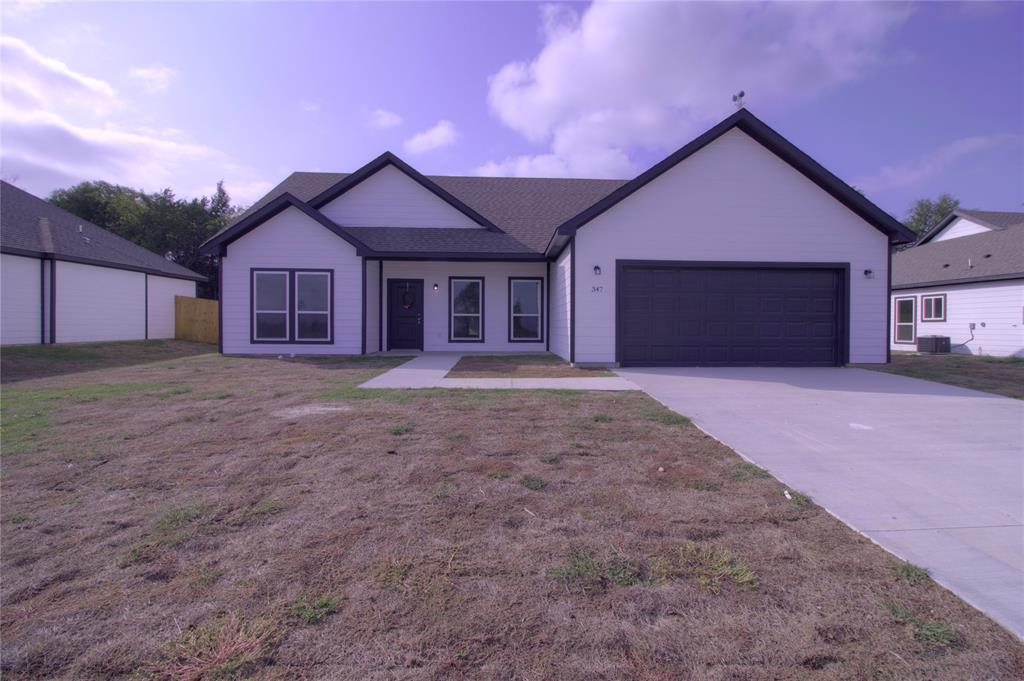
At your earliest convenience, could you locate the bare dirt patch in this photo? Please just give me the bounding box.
[271,404,353,419]
[448,353,614,378]
[856,352,1024,399]
[1,349,1022,679]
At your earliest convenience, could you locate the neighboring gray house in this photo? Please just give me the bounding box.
[200,109,914,366]
[891,210,1024,357]
[0,181,204,345]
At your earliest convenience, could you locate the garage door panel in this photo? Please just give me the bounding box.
[618,263,842,367]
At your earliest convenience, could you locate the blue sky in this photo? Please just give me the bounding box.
[1,1,1021,221]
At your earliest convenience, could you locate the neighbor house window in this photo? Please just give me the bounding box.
[450,277,483,342]
[509,278,543,342]
[894,297,916,344]
[921,294,946,322]
[251,269,333,343]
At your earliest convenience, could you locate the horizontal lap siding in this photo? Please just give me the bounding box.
[575,128,889,364]
[381,261,547,352]
[221,206,361,354]
[549,246,571,360]
[932,218,991,242]
[890,281,1024,357]
[147,276,196,339]
[55,261,146,342]
[1,254,42,345]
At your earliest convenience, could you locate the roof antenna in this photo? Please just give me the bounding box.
[732,90,746,109]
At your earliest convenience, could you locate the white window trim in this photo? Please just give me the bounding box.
[450,277,484,342]
[295,271,332,341]
[253,270,289,341]
[894,297,916,344]
[921,294,946,322]
[509,278,543,342]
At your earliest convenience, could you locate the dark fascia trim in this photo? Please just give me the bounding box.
[249,268,335,345]
[893,295,917,345]
[507,277,545,344]
[614,260,851,366]
[920,292,947,322]
[200,193,372,256]
[361,251,545,262]
[0,245,205,282]
[548,109,916,253]
[448,276,486,343]
[308,151,503,233]
[892,273,1024,290]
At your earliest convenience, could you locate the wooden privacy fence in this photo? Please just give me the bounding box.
[175,296,218,345]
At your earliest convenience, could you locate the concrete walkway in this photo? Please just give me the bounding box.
[360,353,638,391]
[617,366,1024,638]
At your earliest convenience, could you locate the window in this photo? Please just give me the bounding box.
[251,269,333,343]
[509,278,543,342]
[922,294,946,322]
[450,277,483,342]
[894,297,916,344]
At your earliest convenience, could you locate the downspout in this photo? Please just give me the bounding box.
[144,273,149,340]
[569,237,576,365]
[38,217,56,344]
[378,260,383,353]
[886,245,893,363]
[39,257,45,344]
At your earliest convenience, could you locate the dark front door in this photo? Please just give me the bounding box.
[617,262,844,367]
[387,279,424,350]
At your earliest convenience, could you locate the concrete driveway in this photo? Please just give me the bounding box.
[617,366,1024,637]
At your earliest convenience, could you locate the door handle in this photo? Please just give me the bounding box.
[417,314,422,325]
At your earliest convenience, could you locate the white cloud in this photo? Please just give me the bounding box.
[368,108,403,129]
[479,1,910,178]
[128,65,178,94]
[854,133,1024,193]
[403,119,457,154]
[299,99,320,113]
[0,39,271,204]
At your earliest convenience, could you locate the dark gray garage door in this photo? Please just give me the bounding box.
[617,263,844,367]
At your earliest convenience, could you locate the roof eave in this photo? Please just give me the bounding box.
[892,272,1024,290]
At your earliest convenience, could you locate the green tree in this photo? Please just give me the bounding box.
[904,194,960,236]
[49,181,241,298]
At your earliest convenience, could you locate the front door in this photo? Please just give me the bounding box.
[387,279,424,350]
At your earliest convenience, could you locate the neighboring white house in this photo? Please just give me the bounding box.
[201,109,914,366]
[1,181,204,345]
[891,210,1024,358]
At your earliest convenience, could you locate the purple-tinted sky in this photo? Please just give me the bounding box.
[1,1,1021,220]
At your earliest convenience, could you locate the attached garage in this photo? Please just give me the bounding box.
[616,261,847,367]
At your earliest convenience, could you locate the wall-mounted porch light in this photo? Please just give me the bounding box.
[593,265,602,276]
[433,283,439,292]
[863,269,874,279]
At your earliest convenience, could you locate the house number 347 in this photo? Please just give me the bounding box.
[591,285,603,293]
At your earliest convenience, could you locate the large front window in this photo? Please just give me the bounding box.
[509,278,542,342]
[450,277,483,342]
[894,297,916,344]
[252,269,332,343]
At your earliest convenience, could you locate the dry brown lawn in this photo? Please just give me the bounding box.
[448,353,614,378]
[856,352,1024,399]
[1,347,1022,680]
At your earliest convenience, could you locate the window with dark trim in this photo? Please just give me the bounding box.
[894,296,916,344]
[251,268,333,344]
[508,277,543,342]
[449,277,483,342]
[921,294,946,322]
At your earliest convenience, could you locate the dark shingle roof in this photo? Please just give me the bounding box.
[893,223,1024,289]
[1,181,204,281]
[954,209,1024,231]
[229,172,626,254]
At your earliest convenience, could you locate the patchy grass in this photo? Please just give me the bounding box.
[519,474,548,491]
[0,339,213,383]
[591,414,613,423]
[1,348,1021,679]
[856,352,1024,399]
[447,353,614,378]
[897,561,932,586]
[786,489,813,507]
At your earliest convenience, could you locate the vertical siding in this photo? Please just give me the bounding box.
[55,261,146,342]
[933,218,992,242]
[1,253,42,345]
[147,275,196,339]
[574,128,890,364]
[890,280,1024,357]
[320,165,480,228]
[380,261,547,352]
[365,259,380,353]
[221,206,362,354]
[549,245,572,360]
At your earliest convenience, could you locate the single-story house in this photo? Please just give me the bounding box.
[200,109,914,367]
[891,209,1023,357]
[1,181,205,345]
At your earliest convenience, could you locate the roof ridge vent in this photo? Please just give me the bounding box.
[37,217,54,253]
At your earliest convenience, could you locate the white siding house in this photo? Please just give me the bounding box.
[1,181,204,346]
[202,110,913,366]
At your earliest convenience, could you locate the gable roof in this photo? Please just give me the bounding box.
[892,222,1024,289]
[549,109,915,254]
[917,209,1024,244]
[0,181,205,281]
